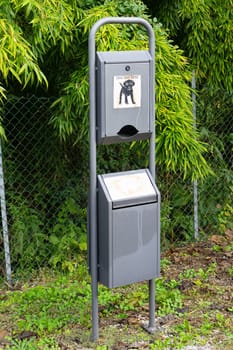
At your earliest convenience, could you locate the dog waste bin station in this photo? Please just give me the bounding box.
[88,17,160,341]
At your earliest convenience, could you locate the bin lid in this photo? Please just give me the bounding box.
[99,169,158,208]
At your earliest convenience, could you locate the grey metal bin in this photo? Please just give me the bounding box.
[97,169,160,288]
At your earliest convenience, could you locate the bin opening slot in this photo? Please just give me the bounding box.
[117,125,138,138]
[112,196,158,209]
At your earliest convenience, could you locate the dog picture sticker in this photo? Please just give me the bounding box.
[113,75,141,109]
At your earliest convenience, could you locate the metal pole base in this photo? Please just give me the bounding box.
[141,321,162,334]
[141,321,156,334]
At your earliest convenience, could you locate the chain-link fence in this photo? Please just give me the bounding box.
[0,95,232,284]
[157,82,233,248]
[0,95,89,283]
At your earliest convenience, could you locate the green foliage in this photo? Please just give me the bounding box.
[1,276,92,334]
[196,88,233,235]
[151,21,211,179]
[0,1,47,87]
[179,263,217,282]
[1,95,90,274]
[0,83,6,100]
[49,197,87,272]
[0,0,212,180]
[144,0,233,179]
[5,179,48,270]
[156,278,183,316]
[0,104,6,140]
[198,89,233,164]
[147,0,233,93]
[160,179,194,246]
[98,278,183,319]
[0,270,183,343]
[1,251,233,349]
[142,0,233,237]
[14,0,78,55]
[227,266,233,278]
[6,338,39,350]
[218,203,233,234]
[197,169,233,235]
[179,0,232,93]
[4,183,88,273]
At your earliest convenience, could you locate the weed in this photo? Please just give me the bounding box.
[218,203,233,234]
[150,327,195,350]
[160,258,171,270]
[179,268,196,279]
[0,270,92,336]
[179,263,217,282]
[215,312,232,329]
[212,244,222,252]
[150,337,172,349]
[156,278,183,316]
[5,337,61,350]
[200,321,213,336]
[49,199,87,272]
[227,266,233,277]
[196,262,217,280]
[224,242,233,252]
[5,338,38,350]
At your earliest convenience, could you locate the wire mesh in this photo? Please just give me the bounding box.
[197,108,233,237]
[0,95,232,282]
[0,96,88,280]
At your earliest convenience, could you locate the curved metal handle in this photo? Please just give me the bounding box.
[89,17,155,58]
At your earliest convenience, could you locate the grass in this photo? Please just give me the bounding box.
[0,237,233,349]
[0,268,183,349]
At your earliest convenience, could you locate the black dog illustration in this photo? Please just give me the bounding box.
[119,79,136,105]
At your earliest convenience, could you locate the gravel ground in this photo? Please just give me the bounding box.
[75,344,216,350]
[181,346,215,350]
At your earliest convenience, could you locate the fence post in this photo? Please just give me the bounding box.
[0,138,12,286]
[192,71,199,240]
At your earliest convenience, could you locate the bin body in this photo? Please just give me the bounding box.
[96,51,153,144]
[97,169,160,288]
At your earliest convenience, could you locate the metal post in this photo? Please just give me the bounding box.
[89,21,99,342]
[192,71,199,240]
[89,17,156,340]
[0,138,12,286]
[148,20,156,333]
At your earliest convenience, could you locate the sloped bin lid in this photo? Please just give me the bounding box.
[99,169,158,208]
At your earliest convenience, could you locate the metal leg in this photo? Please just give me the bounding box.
[142,279,156,333]
[91,278,99,341]
[149,279,155,330]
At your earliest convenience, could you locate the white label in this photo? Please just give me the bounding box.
[103,172,155,201]
[113,75,141,109]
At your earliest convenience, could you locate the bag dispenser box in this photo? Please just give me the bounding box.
[96,51,153,144]
[97,169,160,288]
